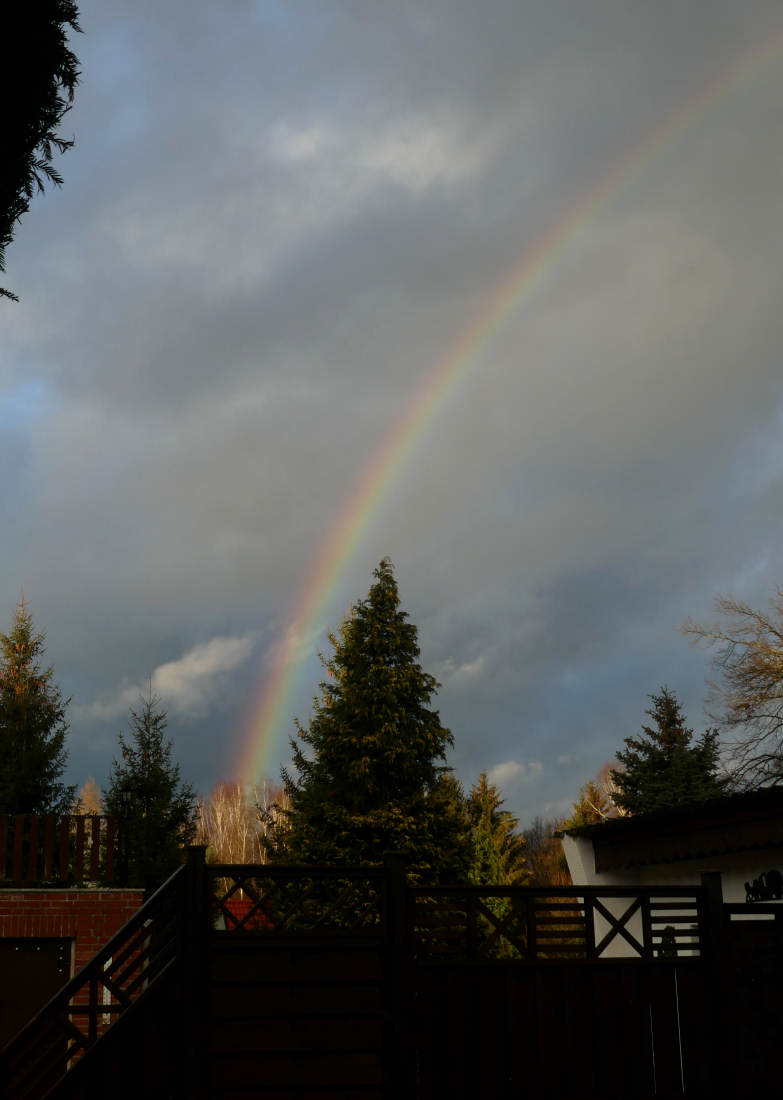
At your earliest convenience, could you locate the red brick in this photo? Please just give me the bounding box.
[0,888,143,974]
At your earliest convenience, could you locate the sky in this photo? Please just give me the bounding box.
[2,0,783,825]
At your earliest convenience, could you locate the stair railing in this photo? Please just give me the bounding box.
[0,863,186,1100]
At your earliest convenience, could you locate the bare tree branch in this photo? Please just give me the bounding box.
[683,589,783,787]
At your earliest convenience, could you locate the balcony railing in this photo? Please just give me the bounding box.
[0,814,118,886]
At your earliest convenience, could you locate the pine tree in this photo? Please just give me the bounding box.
[466,772,529,886]
[610,686,730,815]
[104,691,196,892]
[0,597,75,814]
[271,559,470,882]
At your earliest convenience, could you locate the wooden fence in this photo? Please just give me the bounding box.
[2,853,782,1099]
[0,815,118,885]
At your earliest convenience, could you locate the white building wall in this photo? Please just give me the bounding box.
[562,835,783,958]
[562,835,783,902]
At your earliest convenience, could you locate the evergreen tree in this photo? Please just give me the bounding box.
[466,772,529,886]
[104,691,196,892]
[1,3,82,301]
[610,686,730,815]
[0,597,75,814]
[271,559,470,882]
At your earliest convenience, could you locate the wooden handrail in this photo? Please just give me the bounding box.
[0,864,186,1099]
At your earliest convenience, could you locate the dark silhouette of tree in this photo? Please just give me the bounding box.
[0,596,75,814]
[269,559,470,882]
[610,686,729,815]
[104,691,196,892]
[1,2,81,301]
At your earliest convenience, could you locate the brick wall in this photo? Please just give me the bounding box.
[0,889,144,974]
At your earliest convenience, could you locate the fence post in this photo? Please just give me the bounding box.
[701,871,734,1096]
[182,845,209,1100]
[384,851,412,1099]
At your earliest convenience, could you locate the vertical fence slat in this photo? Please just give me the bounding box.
[383,852,413,1097]
[26,815,40,882]
[90,816,101,880]
[641,894,654,960]
[0,814,7,879]
[702,871,735,1097]
[526,894,536,960]
[43,814,56,879]
[584,895,596,958]
[13,814,25,881]
[181,847,208,1100]
[649,965,683,1095]
[105,817,116,882]
[74,816,85,882]
[59,816,70,881]
[466,893,476,957]
[88,975,98,1044]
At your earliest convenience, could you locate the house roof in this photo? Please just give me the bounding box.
[562,786,783,872]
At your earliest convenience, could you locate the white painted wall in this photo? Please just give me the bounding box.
[562,835,783,958]
[562,835,783,902]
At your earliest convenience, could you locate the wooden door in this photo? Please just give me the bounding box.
[0,938,71,1049]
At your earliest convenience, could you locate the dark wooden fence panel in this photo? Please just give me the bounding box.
[0,814,118,885]
[721,912,783,1098]
[208,936,388,1100]
[412,960,717,1099]
[675,963,720,1097]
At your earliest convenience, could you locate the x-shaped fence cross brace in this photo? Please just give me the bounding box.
[473,899,527,956]
[591,896,645,957]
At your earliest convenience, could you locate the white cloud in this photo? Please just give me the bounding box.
[74,634,256,723]
[356,116,489,194]
[268,110,500,196]
[439,654,487,685]
[488,760,544,789]
[269,122,337,163]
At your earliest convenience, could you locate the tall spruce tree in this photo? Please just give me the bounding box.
[610,686,729,815]
[271,559,470,882]
[0,597,74,814]
[466,772,529,886]
[104,691,196,892]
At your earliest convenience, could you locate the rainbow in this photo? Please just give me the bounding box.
[236,27,782,784]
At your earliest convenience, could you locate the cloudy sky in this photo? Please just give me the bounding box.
[3,0,783,824]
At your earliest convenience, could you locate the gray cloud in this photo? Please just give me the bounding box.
[3,0,783,823]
